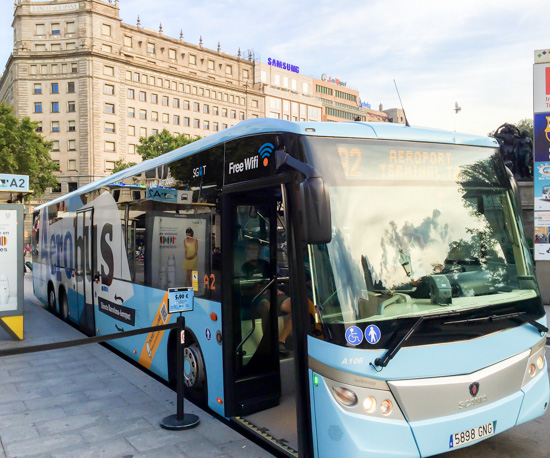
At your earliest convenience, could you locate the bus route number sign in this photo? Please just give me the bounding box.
[168,287,194,313]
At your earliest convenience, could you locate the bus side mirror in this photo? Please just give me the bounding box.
[300,177,332,244]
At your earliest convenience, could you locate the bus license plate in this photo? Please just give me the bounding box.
[449,421,495,448]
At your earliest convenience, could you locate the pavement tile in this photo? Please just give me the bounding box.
[23,392,87,411]
[49,437,137,458]
[0,401,27,416]
[125,427,203,452]
[0,423,40,445]
[196,415,246,446]
[176,438,229,458]
[218,439,275,458]
[80,417,155,442]
[0,387,53,405]
[0,406,66,429]
[82,381,141,400]
[132,445,191,458]
[35,413,104,436]
[105,400,171,425]
[4,432,84,457]
[60,394,129,417]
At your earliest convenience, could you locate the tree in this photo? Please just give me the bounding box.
[112,159,137,173]
[137,129,201,160]
[0,102,58,197]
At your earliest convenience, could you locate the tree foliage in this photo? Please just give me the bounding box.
[0,102,58,197]
[137,129,201,160]
[112,159,137,173]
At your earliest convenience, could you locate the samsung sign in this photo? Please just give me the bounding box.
[267,58,299,74]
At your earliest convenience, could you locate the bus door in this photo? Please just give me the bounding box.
[222,191,281,416]
[75,208,95,335]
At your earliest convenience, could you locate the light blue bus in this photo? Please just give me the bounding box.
[33,119,549,457]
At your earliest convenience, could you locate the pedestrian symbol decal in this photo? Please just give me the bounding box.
[205,328,211,341]
[345,326,363,346]
[365,325,381,344]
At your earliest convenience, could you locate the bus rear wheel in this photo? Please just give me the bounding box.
[48,285,56,312]
[184,343,205,390]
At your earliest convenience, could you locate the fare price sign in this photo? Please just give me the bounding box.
[168,287,194,313]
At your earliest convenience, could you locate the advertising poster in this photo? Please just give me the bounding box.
[0,207,21,313]
[534,212,550,260]
[150,214,208,295]
[533,62,550,114]
[534,162,550,211]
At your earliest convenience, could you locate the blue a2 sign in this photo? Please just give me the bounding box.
[168,287,194,313]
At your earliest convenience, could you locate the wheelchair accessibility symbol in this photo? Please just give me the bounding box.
[345,326,363,346]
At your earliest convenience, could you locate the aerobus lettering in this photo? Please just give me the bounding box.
[63,232,73,279]
[100,223,114,286]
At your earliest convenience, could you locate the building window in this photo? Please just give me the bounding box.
[64,82,74,94]
[239,112,245,120]
[222,124,228,130]
[183,117,190,126]
[128,125,135,136]
[213,122,219,131]
[139,109,147,120]
[68,120,76,132]
[102,44,112,53]
[51,102,59,113]
[51,121,60,133]
[169,48,176,60]
[68,159,77,171]
[193,119,200,128]
[34,102,42,113]
[68,182,78,192]
[204,121,209,130]
[213,106,219,116]
[104,65,114,77]
[140,127,147,137]
[51,64,59,74]
[51,23,61,35]
[208,60,215,71]
[124,36,132,48]
[193,102,200,112]
[173,98,180,108]
[162,113,169,123]
[151,93,158,104]
[52,182,62,193]
[67,22,76,34]
[203,104,209,114]
[189,54,196,65]
[102,24,112,37]
[128,107,135,117]
[152,129,159,136]
[152,111,158,122]
[104,84,115,95]
[35,44,47,52]
[105,103,115,114]
[105,161,115,171]
[36,24,45,35]
[183,100,190,110]
[105,141,115,152]
[222,108,227,117]
[105,122,115,133]
[226,65,232,76]
[243,69,249,79]
[173,115,180,125]
[51,43,62,52]
[52,140,60,151]
[129,144,137,154]
[51,83,59,94]
[127,89,135,99]
[162,96,169,106]
[147,43,155,54]
[35,122,42,132]
[34,84,42,94]
[71,63,78,73]
[139,91,147,102]
[68,140,76,151]
[67,101,76,113]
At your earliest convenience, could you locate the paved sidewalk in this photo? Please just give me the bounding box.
[0,275,274,458]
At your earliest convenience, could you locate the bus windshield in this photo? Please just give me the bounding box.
[303,137,537,326]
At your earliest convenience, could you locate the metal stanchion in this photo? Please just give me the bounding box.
[160,314,200,430]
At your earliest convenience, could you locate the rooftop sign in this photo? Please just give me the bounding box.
[267,58,299,74]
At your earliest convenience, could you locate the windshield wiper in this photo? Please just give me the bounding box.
[444,311,548,335]
[371,310,461,371]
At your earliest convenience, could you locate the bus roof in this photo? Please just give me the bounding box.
[37,119,499,211]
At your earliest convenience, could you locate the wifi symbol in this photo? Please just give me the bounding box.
[258,143,274,167]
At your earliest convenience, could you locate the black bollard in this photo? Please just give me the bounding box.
[160,314,200,430]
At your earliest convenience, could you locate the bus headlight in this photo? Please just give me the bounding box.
[332,386,358,407]
[537,356,545,370]
[529,363,536,377]
[363,396,376,413]
[380,399,393,416]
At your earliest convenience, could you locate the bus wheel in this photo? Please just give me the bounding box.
[184,343,205,390]
[48,285,56,312]
[60,290,69,320]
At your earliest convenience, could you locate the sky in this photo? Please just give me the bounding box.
[0,0,547,136]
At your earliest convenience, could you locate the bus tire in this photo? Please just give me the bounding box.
[184,343,205,390]
[47,284,56,312]
[59,288,69,321]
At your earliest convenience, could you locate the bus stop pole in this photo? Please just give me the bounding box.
[160,314,200,430]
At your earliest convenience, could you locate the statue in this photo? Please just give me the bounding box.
[493,123,533,180]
